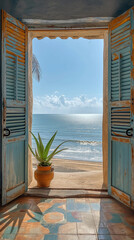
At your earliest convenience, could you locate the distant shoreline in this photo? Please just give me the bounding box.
[53,158,102,164]
[32,113,103,115]
[32,157,102,166]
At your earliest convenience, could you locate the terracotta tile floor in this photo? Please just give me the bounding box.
[0,197,134,239]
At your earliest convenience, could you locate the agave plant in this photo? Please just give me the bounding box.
[28,131,68,166]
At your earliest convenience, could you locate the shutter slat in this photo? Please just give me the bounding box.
[6,108,26,137]
[111,107,131,137]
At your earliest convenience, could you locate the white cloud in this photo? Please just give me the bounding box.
[33,94,103,114]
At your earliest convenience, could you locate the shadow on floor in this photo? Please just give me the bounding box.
[0,198,43,238]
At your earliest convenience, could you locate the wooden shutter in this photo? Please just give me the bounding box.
[108,7,134,208]
[0,10,28,205]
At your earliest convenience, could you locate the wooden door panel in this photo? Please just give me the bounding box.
[108,7,134,208]
[6,140,25,191]
[0,10,28,205]
[111,140,131,194]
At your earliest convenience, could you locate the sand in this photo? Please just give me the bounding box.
[30,158,104,190]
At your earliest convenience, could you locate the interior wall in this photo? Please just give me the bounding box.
[103,31,108,187]
[28,32,33,184]
[28,29,108,187]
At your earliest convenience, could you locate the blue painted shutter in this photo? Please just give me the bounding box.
[0,10,28,205]
[108,8,134,208]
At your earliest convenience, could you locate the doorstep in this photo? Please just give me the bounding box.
[25,188,109,198]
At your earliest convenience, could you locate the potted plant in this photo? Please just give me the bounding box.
[28,131,68,187]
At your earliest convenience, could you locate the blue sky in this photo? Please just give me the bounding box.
[33,38,103,114]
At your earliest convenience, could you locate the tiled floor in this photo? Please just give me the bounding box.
[0,197,134,239]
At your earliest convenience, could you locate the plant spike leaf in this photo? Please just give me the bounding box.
[38,133,45,158]
[46,148,68,163]
[35,149,42,162]
[30,131,41,157]
[55,148,68,155]
[43,131,57,159]
[46,141,69,162]
[28,144,36,157]
[28,131,71,167]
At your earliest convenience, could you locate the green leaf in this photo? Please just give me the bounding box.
[43,131,57,159]
[35,149,42,162]
[28,144,36,157]
[46,148,68,163]
[46,141,69,162]
[38,133,45,158]
[55,148,68,155]
[30,131,41,157]
[29,131,71,165]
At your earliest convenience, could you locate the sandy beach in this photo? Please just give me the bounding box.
[30,158,104,190]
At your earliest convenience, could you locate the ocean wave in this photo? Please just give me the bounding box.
[79,141,101,146]
[60,148,101,154]
[56,153,102,162]
[63,149,92,154]
[32,137,102,146]
[32,146,101,154]
[31,145,102,162]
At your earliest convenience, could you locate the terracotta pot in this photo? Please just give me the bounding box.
[34,165,54,187]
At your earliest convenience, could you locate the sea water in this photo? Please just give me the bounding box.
[32,114,102,162]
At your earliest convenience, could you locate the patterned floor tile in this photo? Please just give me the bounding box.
[97,227,110,235]
[78,235,97,240]
[110,236,134,240]
[17,222,49,234]
[98,235,112,240]
[107,222,134,235]
[44,235,58,240]
[77,222,96,234]
[73,212,95,225]
[67,212,81,222]
[66,199,91,212]
[93,212,108,229]
[66,199,76,212]
[0,197,134,240]
[15,234,45,240]
[90,203,101,211]
[43,212,65,224]
[58,222,77,234]
[88,198,101,203]
[58,235,78,240]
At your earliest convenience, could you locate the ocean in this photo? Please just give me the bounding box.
[32,114,102,162]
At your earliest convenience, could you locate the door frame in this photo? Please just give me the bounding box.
[27,29,109,188]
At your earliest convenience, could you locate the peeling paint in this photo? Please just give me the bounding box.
[111,186,130,206]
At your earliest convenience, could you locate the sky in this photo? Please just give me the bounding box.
[33,38,103,114]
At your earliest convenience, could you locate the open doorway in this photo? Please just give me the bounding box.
[29,37,105,192]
